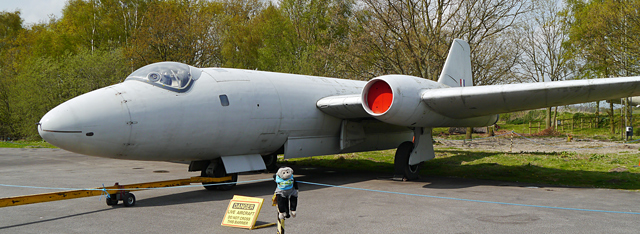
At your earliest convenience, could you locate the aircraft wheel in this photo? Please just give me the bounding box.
[394,141,420,180]
[216,173,238,191]
[262,154,278,172]
[202,181,218,191]
[123,193,136,207]
[201,160,238,191]
[106,196,118,206]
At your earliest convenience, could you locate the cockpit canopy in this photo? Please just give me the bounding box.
[125,62,203,92]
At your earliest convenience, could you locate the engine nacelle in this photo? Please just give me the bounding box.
[361,75,498,127]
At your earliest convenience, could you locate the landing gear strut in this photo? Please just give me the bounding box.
[201,159,238,191]
[394,141,420,181]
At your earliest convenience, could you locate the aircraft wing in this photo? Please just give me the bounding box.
[318,76,640,121]
[422,77,640,119]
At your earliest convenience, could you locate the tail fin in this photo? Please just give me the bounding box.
[437,39,472,87]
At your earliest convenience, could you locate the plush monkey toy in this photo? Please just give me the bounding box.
[274,167,298,219]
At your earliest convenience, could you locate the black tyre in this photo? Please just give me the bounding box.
[106,196,118,206]
[216,173,238,191]
[201,169,219,191]
[201,161,238,191]
[262,154,278,172]
[394,141,420,180]
[123,193,136,207]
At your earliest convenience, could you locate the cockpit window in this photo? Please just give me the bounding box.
[125,62,203,92]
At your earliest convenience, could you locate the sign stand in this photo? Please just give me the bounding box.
[221,195,275,230]
[277,215,285,234]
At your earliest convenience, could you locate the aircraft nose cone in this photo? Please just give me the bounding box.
[38,87,131,157]
[39,103,83,135]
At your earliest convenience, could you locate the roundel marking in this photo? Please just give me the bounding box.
[367,80,393,114]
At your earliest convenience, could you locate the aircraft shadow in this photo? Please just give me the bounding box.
[134,149,640,207]
[281,150,640,190]
[135,167,386,207]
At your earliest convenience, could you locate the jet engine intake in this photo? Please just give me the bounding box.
[361,75,498,127]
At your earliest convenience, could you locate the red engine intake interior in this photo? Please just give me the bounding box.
[366,80,393,114]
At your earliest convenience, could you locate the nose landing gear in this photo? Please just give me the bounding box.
[262,153,279,172]
[201,159,238,191]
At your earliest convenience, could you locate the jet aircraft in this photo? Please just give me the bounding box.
[38,39,640,189]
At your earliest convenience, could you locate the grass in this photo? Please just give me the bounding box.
[0,140,56,148]
[284,148,640,190]
[285,122,640,190]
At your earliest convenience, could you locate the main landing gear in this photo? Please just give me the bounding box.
[201,159,238,191]
[393,127,434,181]
[394,141,420,181]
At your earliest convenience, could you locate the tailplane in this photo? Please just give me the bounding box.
[437,39,473,87]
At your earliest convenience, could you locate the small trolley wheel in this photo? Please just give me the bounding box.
[106,196,118,206]
[123,193,136,207]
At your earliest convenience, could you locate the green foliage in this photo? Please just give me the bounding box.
[1,0,640,140]
[0,140,55,148]
[564,0,640,77]
[8,49,128,138]
[126,0,224,68]
[504,110,546,124]
[0,11,24,137]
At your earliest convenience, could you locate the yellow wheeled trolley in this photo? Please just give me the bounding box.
[0,176,232,208]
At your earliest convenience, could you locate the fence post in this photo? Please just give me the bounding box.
[510,133,513,153]
[538,122,541,133]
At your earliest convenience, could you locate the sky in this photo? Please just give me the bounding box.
[1,0,67,25]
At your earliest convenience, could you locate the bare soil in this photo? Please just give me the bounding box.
[435,134,640,154]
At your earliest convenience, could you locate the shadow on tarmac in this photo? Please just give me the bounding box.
[0,209,112,230]
[284,149,640,190]
[135,166,391,207]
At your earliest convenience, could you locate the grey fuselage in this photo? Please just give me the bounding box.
[38,67,412,162]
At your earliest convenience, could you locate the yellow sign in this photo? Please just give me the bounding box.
[221,195,274,230]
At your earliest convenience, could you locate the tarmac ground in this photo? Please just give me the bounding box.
[1,148,640,233]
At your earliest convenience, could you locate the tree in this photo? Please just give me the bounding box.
[10,49,128,138]
[519,0,573,129]
[253,4,299,73]
[126,0,225,68]
[347,0,530,139]
[220,0,264,69]
[249,0,355,76]
[344,0,531,83]
[0,10,24,138]
[58,0,153,52]
[564,0,640,134]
